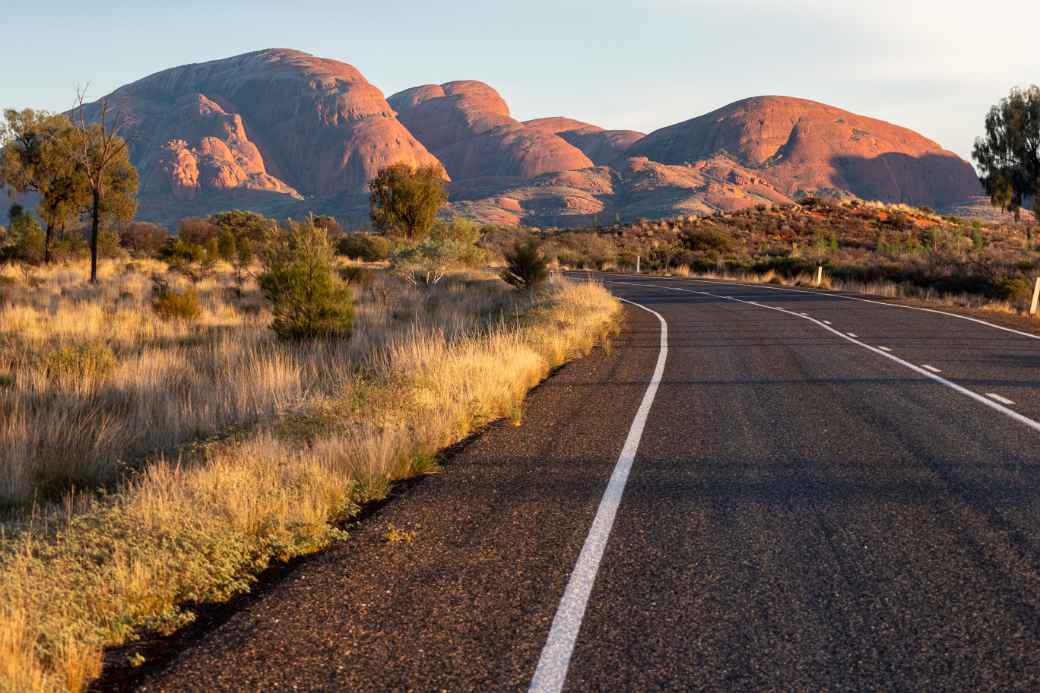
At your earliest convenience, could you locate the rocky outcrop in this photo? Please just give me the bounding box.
[387,82,594,180]
[72,52,981,227]
[626,96,980,209]
[523,117,645,165]
[449,155,794,226]
[80,49,440,209]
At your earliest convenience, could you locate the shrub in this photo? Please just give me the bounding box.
[682,227,735,255]
[369,163,448,240]
[339,264,376,288]
[994,277,1033,303]
[178,218,222,246]
[258,220,354,340]
[40,340,117,384]
[152,285,203,322]
[503,239,549,290]
[120,222,170,258]
[338,233,391,261]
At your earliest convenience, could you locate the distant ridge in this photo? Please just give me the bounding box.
[72,50,980,226]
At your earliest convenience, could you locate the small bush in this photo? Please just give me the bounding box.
[259,221,355,340]
[40,341,117,384]
[994,277,1033,303]
[339,264,376,288]
[152,286,203,322]
[503,239,549,290]
[338,233,391,261]
[682,227,735,255]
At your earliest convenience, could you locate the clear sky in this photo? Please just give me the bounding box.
[2,0,1036,163]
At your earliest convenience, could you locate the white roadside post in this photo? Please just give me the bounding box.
[815,265,823,288]
[1030,277,1040,316]
[636,255,641,274]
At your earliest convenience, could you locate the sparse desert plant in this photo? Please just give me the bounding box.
[385,524,417,544]
[258,220,354,340]
[39,340,116,386]
[151,279,202,322]
[503,239,549,290]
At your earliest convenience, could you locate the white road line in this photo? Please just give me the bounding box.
[620,273,1040,342]
[822,320,832,325]
[529,297,668,693]
[878,346,893,352]
[848,332,859,338]
[922,364,942,373]
[986,393,1016,405]
[609,281,1040,435]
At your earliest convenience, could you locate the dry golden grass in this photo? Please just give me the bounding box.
[0,259,619,691]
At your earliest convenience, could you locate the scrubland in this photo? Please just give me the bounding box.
[523,199,1040,317]
[0,258,619,691]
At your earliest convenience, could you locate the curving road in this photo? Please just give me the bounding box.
[132,274,1040,692]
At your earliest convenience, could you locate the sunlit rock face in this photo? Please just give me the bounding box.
[627,96,980,208]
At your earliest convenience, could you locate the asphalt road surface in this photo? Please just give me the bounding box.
[133,274,1040,691]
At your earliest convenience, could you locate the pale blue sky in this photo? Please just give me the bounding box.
[2,0,1036,162]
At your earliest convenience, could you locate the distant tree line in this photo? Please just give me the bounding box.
[0,93,138,281]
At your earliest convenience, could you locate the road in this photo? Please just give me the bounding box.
[131,274,1040,691]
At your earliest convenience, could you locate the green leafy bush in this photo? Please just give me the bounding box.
[338,233,391,261]
[259,221,354,340]
[503,239,549,290]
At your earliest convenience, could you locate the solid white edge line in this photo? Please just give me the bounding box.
[878,346,893,352]
[528,297,668,693]
[848,333,859,338]
[611,273,1040,342]
[986,393,1016,406]
[609,281,1040,435]
[922,365,942,373]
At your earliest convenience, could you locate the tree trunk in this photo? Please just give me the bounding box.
[44,223,53,264]
[90,189,100,283]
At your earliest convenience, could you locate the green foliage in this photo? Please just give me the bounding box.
[0,109,91,262]
[209,210,274,242]
[339,233,391,261]
[258,220,354,340]
[159,238,208,275]
[8,213,46,265]
[683,226,736,255]
[369,163,447,240]
[502,239,549,290]
[973,85,1040,219]
[994,276,1034,303]
[970,221,987,252]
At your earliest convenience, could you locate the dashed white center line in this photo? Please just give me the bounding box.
[610,279,1040,437]
[878,346,893,352]
[986,393,1016,406]
[921,364,942,373]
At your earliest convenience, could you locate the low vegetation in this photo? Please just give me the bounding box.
[0,238,618,690]
[512,199,1040,315]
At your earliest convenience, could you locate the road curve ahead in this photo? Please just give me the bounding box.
[136,274,1040,692]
